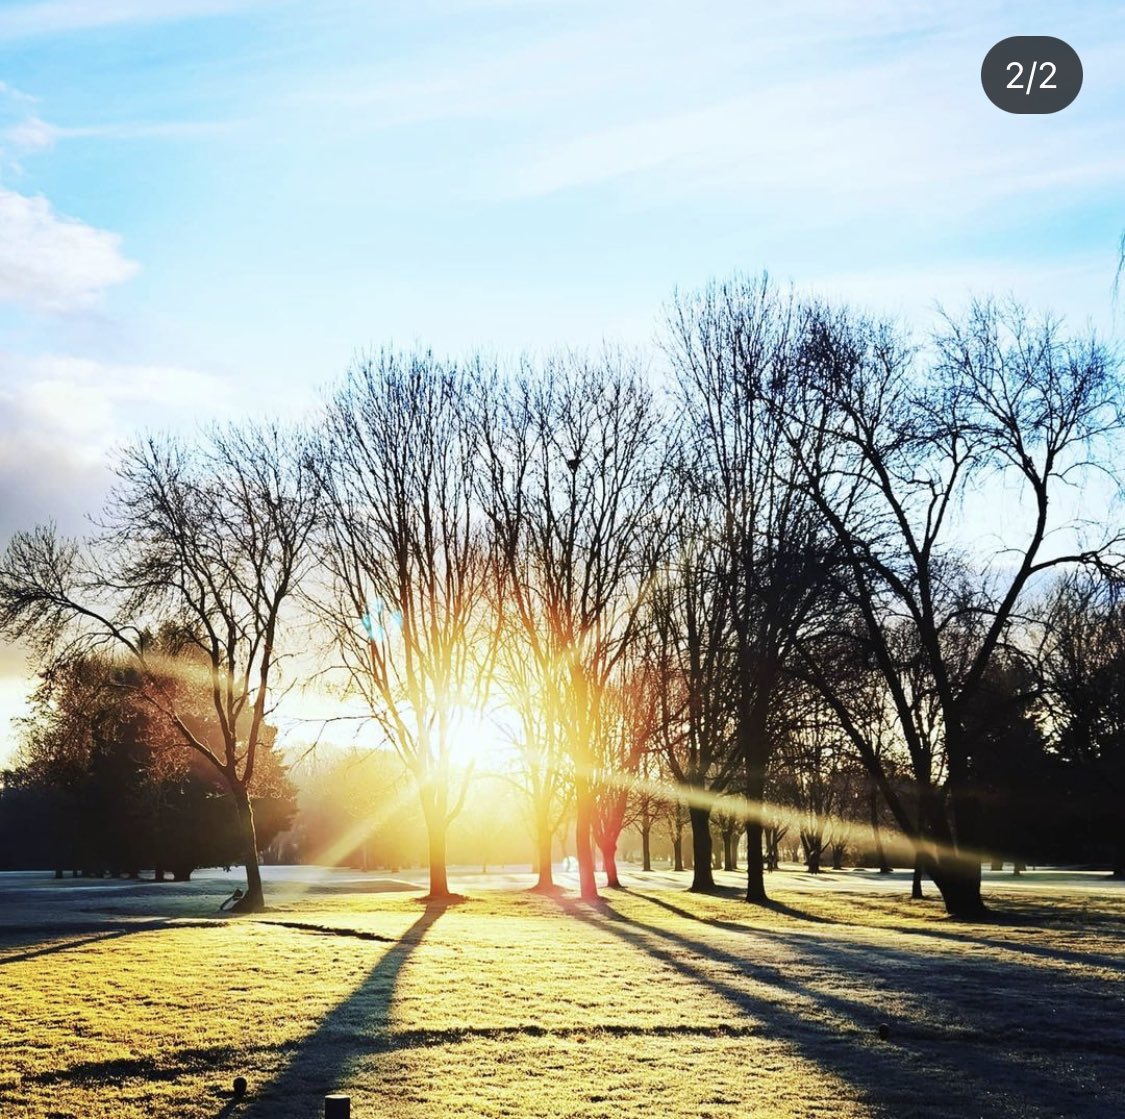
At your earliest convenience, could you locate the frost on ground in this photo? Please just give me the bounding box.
[1,867,1122,1118]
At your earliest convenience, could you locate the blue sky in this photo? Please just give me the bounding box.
[1,0,1124,753]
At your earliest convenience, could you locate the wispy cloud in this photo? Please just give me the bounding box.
[503,36,1125,217]
[3,114,54,151]
[0,0,267,40]
[4,114,239,153]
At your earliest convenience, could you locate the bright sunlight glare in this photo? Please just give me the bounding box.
[447,706,513,772]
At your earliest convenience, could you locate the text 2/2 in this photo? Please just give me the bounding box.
[1005,60,1057,93]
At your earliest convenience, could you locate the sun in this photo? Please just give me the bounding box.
[446,705,510,771]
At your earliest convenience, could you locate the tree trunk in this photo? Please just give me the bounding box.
[599,837,621,888]
[990,857,1004,871]
[230,782,264,911]
[764,829,778,872]
[912,856,924,899]
[742,701,770,904]
[927,823,985,916]
[54,868,63,880]
[805,839,821,874]
[928,852,985,918]
[744,817,766,901]
[575,779,599,901]
[870,787,891,873]
[933,745,986,917]
[641,824,652,872]
[1112,834,1124,879]
[688,804,715,892]
[423,805,450,899]
[672,829,684,872]
[534,811,555,891]
[723,828,736,871]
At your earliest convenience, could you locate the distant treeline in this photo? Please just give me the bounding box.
[0,653,295,879]
[1,275,1123,917]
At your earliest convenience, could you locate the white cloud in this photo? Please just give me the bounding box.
[0,351,235,571]
[0,187,139,311]
[0,352,233,453]
[0,80,36,104]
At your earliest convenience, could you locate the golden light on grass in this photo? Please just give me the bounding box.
[3,883,1124,1118]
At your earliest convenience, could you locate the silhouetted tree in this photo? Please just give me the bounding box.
[647,527,738,892]
[489,569,573,892]
[1041,574,1125,876]
[785,299,1122,916]
[591,650,660,886]
[0,424,319,910]
[13,651,295,879]
[667,275,841,904]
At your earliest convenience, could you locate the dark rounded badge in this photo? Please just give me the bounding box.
[981,36,1082,114]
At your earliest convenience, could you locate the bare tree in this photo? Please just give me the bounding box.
[647,533,738,892]
[666,275,839,904]
[630,745,670,873]
[0,424,319,910]
[591,648,661,887]
[494,611,573,892]
[666,798,690,872]
[785,299,1123,916]
[773,697,855,873]
[477,354,674,901]
[314,351,494,900]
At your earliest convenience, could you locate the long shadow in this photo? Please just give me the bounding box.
[238,899,452,1118]
[26,1045,243,1087]
[872,921,1125,972]
[553,895,1125,1118]
[1,927,145,965]
[681,882,837,922]
[0,918,217,966]
[637,889,837,928]
[630,890,1125,1041]
[635,889,1124,973]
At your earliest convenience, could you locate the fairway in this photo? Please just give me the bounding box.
[2,868,1123,1118]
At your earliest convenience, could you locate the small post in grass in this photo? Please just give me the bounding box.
[325,1093,351,1118]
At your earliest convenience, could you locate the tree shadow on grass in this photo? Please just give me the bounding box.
[0,918,218,966]
[0,926,152,965]
[635,888,837,928]
[635,887,1124,972]
[552,894,1125,1118]
[869,919,1125,972]
[237,898,454,1118]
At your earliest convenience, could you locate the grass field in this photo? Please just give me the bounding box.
[1,866,1123,1118]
